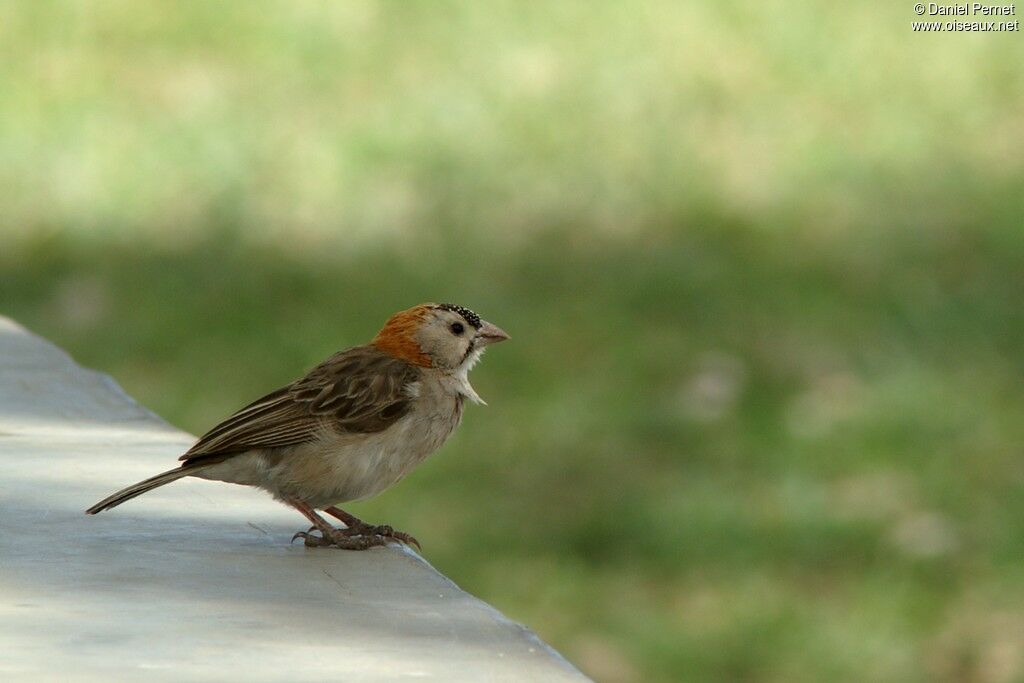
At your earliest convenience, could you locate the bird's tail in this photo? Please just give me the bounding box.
[85,464,206,514]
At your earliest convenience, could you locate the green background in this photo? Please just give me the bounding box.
[3,3,1023,681]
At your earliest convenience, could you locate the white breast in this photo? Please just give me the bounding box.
[198,371,466,508]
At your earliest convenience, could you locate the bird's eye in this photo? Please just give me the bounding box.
[450,322,465,335]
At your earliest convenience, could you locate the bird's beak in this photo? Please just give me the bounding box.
[476,320,510,347]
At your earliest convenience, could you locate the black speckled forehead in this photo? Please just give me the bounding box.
[436,303,482,329]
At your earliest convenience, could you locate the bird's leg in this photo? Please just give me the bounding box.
[324,505,421,550]
[322,505,364,529]
[288,501,388,550]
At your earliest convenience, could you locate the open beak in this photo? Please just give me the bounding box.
[476,320,510,347]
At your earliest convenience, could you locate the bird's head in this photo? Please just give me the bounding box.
[372,303,509,372]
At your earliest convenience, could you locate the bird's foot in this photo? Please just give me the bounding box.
[322,506,421,550]
[291,525,388,550]
[291,524,419,551]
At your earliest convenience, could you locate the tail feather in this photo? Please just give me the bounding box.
[85,465,204,514]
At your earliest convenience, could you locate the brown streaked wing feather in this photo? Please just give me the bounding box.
[180,345,422,464]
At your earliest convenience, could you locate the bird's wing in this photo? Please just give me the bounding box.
[180,345,422,464]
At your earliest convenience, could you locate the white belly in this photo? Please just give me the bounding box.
[196,395,462,508]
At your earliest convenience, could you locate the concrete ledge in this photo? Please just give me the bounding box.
[0,317,587,681]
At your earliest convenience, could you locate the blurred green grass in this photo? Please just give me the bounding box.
[3,2,1024,681]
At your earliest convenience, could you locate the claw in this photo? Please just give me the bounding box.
[391,531,421,550]
[292,531,321,547]
[291,526,321,545]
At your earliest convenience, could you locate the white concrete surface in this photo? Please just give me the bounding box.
[0,317,588,682]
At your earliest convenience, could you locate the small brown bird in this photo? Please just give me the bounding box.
[86,303,508,550]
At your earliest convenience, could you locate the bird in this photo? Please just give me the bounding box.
[86,303,509,550]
